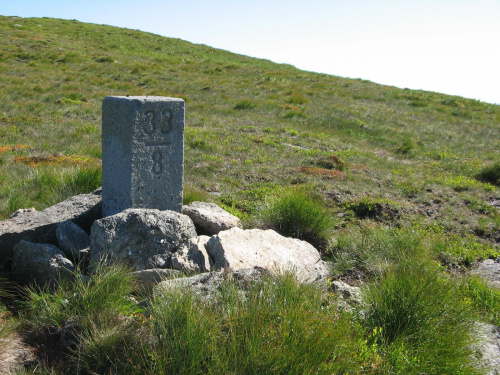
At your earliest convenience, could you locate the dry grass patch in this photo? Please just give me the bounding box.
[0,144,29,153]
[299,167,347,179]
[14,154,98,167]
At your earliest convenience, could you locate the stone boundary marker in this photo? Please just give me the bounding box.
[102,96,185,217]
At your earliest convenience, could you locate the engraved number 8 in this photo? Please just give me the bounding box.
[152,149,163,175]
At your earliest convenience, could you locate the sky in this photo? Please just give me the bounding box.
[2,0,500,104]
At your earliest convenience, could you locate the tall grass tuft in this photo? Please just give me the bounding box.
[463,276,500,326]
[183,184,210,205]
[362,259,478,374]
[330,227,425,277]
[0,278,17,369]
[20,263,141,372]
[261,187,333,249]
[6,165,101,216]
[146,272,377,374]
[19,269,380,373]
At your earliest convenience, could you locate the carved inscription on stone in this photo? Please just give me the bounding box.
[138,109,174,175]
[102,96,185,216]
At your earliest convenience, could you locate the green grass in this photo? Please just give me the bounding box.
[18,265,380,374]
[19,263,140,372]
[363,261,478,374]
[463,276,500,326]
[0,14,499,374]
[0,14,498,241]
[329,227,426,278]
[0,278,18,370]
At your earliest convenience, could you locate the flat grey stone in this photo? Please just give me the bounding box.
[11,240,74,286]
[131,268,181,293]
[90,208,197,271]
[472,322,500,375]
[0,188,102,269]
[472,258,500,289]
[205,228,332,283]
[171,235,211,273]
[102,96,185,217]
[182,201,242,235]
[330,280,363,305]
[154,267,269,301]
[56,220,91,261]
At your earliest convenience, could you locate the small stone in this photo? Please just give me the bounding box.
[182,201,242,235]
[56,220,91,261]
[171,235,211,273]
[131,268,181,293]
[330,280,363,305]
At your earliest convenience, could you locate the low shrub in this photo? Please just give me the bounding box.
[432,235,500,267]
[476,162,500,186]
[315,154,346,170]
[261,187,333,249]
[234,99,256,110]
[344,197,400,221]
[395,138,417,155]
[287,93,308,105]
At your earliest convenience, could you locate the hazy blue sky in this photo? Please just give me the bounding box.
[3,0,500,104]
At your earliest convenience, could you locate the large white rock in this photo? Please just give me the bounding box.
[182,201,242,235]
[205,228,331,283]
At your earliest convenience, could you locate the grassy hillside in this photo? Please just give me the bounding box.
[1,15,500,373]
[1,15,499,258]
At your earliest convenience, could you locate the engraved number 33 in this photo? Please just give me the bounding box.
[142,110,173,135]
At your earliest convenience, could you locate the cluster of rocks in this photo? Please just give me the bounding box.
[0,189,332,291]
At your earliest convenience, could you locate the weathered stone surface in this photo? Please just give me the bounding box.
[11,240,74,286]
[10,207,36,218]
[330,280,363,305]
[472,322,500,375]
[131,268,181,293]
[102,96,185,217]
[56,220,91,261]
[171,235,211,273]
[154,267,268,300]
[205,228,332,283]
[0,189,102,269]
[471,258,500,289]
[90,208,197,271]
[0,331,34,375]
[182,201,242,235]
